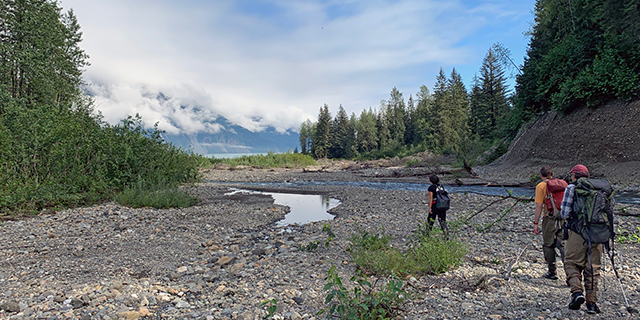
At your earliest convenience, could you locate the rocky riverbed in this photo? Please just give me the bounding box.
[1,167,639,320]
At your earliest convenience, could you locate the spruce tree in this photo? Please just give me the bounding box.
[356,108,378,153]
[0,0,89,110]
[470,49,510,139]
[313,104,332,159]
[329,105,350,158]
[299,119,314,154]
[414,85,434,147]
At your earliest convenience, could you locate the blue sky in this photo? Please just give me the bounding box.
[60,0,536,135]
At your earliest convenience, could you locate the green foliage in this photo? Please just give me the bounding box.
[0,109,201,214]
[408,224,468,274]
[116,181,197,209]
[0,1,201,215]
[348,226,467,276]
[317,265,408,320]
[298,240,320,252]
[615,226,640,244]
[259,299,278,319]
[204,151,316,168]
[513,0,640,127]
[469,48,511,140]
[322,223,336,246]
[313,104,332,158]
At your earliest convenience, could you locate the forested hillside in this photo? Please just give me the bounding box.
[299,0,640,166]
[0,0,200,214]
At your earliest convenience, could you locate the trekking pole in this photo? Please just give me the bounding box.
[605,248,637,314]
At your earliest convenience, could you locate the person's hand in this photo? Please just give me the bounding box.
[534,224,540,235]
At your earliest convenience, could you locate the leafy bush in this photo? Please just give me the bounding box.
[407,223,468,274]
[116,181,197,209]
[317,265,407,320]
[203,151,316,168]
[0,108,201,215]
[348,226,467,276]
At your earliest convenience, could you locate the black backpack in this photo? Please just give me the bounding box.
[434,185,450,210]
[568,178,615,245]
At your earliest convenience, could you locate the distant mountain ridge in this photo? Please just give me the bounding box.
[161,117,300,155]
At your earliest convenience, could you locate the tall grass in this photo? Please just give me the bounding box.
[116,180,197,209]
[203,151,316,168]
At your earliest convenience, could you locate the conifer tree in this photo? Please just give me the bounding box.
[312,104,332,158]
[299,119,314,154]
[430,69,448,150]
[414,85,434,146]
[329,105,351,158]
[386,87,406,144]
[376,105,390,150]
[0,0,89,111]
[404,95,417,145]
[470,49,510,139]
[356,108,378,153]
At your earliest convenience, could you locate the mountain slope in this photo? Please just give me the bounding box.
[161,117,299,155]
[478,100,640,187]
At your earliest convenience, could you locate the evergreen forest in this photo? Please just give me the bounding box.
[299,0,640,163]
[0,0,201,214]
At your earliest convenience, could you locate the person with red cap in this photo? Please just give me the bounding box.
[560,164,602,314]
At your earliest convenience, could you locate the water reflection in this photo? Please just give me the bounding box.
[224,188,340,226]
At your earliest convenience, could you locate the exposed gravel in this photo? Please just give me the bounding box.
[1,168,639,320]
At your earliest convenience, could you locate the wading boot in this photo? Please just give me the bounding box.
[543,263,558,280]
[569,292,585,310]
[586,302,601,314]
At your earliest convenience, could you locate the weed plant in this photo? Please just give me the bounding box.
[203,151,316,168]
[615,226,640,244]
[116,181,197,209]
[317,265,407,320]
[347,225,467,276]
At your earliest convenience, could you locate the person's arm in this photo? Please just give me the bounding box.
[533,182,546,234]
[534,203,543,235]
[428,191,434,213]
[560,185,575,220]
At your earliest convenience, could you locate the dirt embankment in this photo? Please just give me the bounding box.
[477,100,640,189]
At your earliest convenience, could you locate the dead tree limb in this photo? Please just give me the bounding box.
[504,247,527,280]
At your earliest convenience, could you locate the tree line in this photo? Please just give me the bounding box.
[300,0,640,162]
[0,0,200,213]
[299,48,511,162]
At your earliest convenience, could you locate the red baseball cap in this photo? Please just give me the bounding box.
[570,164,589,176]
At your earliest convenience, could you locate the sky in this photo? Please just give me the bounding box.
[60,0,536,135]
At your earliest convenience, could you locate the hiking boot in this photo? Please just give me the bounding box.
[543,271,558,280]
[586,302,601,314]
[569,292,585,310]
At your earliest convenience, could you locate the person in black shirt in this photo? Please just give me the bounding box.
[427,174,449,234]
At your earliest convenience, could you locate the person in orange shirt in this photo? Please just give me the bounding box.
[533,166,565,280]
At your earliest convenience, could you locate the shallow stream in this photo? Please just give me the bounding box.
[216,180,640,205]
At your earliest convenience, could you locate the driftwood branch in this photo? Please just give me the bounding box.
[504,247,527,280]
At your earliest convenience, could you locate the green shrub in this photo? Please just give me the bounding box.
[317,265,407,320]
[347,226,467,276]
[116,182,197,209]
[0,108,201,215]
[203,151,316,168]
[407,225,468,274]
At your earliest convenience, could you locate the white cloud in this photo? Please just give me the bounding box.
[61,0,533,134]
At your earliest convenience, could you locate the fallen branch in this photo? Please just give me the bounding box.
[504,247,527,280]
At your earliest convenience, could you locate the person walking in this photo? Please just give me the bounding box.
[533,166,566,280]
[561,164,602,314]
[427,174,449,235]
